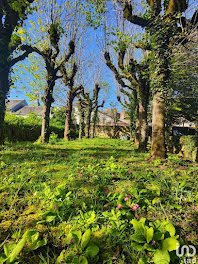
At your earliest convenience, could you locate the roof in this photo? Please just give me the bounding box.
[15,106,43,117]
[6,99,28,112]
[97,121,129,127]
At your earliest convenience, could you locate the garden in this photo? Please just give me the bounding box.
[0,139,197,263]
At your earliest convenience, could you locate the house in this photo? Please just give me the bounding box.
[6,99,44,118]
[15,106,43,118]
[6,99,28,112]
[171,117,197,136]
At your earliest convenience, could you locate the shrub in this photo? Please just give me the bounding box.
[4,112,64,142]
[180,135,198,162]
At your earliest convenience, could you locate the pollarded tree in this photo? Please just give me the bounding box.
[24,30,75,143]
[79,84,102,139]
[0,0,35,144]
[60,62,84,141]
[104,49,150,151]
[91,85,105,138]
[118,0,198,158]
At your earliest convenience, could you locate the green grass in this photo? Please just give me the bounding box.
[0,138,197,264]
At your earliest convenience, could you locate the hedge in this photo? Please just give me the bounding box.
[4,112,64,142]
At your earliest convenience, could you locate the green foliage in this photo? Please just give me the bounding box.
[0,230,47,263]
[108,28,132,53]
[0,139,197,263]
[4,112,64,142]
[180,136,198,162]
[49,132,59,145]
[57,229,100,263]
[130,218,179,263]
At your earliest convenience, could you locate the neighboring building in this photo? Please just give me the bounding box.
[172,117,197,136]
[6,99,44,118]
[15,106,43,118]
[6,99,28,112]
[120,110,130,124]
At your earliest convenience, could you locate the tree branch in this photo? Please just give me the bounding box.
[135,42,152,50]
[104,51,135,90]
[9,47,34,67]
[118,49,126,70]
[56,40,75,73]
[123,2,150,28]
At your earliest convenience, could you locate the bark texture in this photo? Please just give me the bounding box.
[64,93,74,141]
[138,77,150,152]
[78,99,85,140]
[151,92,166,159]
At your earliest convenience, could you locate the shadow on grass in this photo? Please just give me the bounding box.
[0,142,139,165]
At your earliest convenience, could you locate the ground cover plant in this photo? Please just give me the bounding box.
[0,138,197,264]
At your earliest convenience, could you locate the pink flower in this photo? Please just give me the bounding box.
[69,237,74,244]
[77,170,81,174]
[105,189,109,195]
[128,170,132,175]
[128,194,132,198]
[132,204,139,211]
[124,197,129,201]
[54,204,58,210]
[118,204,122,209]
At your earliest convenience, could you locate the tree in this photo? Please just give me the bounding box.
[78,98,86,140]
[119,0,197,158]
[91,86,105,138]
[79,84,102,139]
[0,0,35,144]
[24,34,75,142]
[19,0,84,143]
[60,62,83,141]
[104,50,150,151]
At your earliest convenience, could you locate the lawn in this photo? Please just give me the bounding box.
[0,138,197,264]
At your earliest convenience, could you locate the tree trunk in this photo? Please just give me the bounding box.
[0,68,9,145]
[41,100,52,143]
[151,92,166,159]
[138,82,149,152]
[134,91,139,146]
[79,109,85,140]
[92,107,98,138]
[40,79,55,143]
[85,107,92,139]
[138,100,147,151]
[64,92,73,141]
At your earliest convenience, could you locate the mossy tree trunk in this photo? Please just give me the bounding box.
[79,108,85,140]
[92,100,104,138]
[0,68,9,145]
[60,59,83,141]
[151,92,166,159]
[138,77,150,152]
[64,91,74,141]
[85,103,92,139]
[92,107,98,138]
[40,70,56,143]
